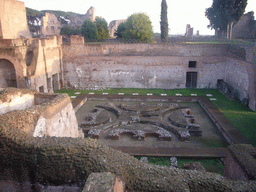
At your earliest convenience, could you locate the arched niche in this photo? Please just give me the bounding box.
[0,59,17,88]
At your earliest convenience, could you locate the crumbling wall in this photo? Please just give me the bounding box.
[225,144,256,181]
[109,20,126,38]
[26,36,63,93]
[69,6,95,27]
[33,97,81,138]
[0,0,31,39]
[0,88,35,115]
[0,88,81,138]
[232,12,256,39]
[41,13,61,37]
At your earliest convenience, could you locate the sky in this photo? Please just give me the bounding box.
[22,0,256,35]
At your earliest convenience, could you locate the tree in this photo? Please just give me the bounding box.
[114,22,126,38]
[205,0,247,39]
[95,17,110,40]
[122,13,154,43]
[81,20,98,41]
[160,0,168,42]
[60,26,80,37]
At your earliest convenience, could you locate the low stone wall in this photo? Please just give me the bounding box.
[225,144,256,180]
[0,88,82,138]
[0,88,35,115]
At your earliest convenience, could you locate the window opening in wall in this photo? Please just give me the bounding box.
[0,59,17,88]
[189,61,197,68]
[59,72,63,88]
[39,86,44,93]
[25,51,34,66]
[51,26,55,32]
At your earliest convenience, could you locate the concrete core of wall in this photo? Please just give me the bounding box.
[0,88,83,138]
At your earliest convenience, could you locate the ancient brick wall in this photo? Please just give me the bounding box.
[232,12,256,39]
[63,55,227,90]
[62,43,256,110]
[0,0,31,39]
[224,144,256,181]
[41,13,61,37]
[26,36,63,93]
[0,36,63,93]
[224,150,249,180]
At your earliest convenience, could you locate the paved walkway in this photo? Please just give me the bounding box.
[110,146,227,157]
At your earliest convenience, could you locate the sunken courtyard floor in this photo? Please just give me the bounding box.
[73,94,250,158]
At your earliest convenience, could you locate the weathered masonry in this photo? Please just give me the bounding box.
[0,36,64,93]
[63,39,256,111]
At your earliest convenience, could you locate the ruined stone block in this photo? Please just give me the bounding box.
[82,172,124,192]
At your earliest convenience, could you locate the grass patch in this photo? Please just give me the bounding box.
[183,39,254,46]
[192,137,228,148]
[135,156,224,175]
[178,158,224,175]
[55,88,219,96]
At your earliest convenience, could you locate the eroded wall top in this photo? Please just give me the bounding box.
[0,0,31,39]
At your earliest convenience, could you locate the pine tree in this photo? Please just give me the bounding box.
[160,0,168,42]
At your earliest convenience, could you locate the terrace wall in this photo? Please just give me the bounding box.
[63,43,256,110]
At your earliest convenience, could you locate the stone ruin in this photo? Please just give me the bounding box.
[0,88,83,138]
[109,19,126,38]
[232,12,256,39]
[69,6,96,27]
[1,88,256,191]
[185,24,193,37]
[80,102,202,142]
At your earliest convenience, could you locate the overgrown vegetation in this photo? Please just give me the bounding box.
[205,0,248,39]
[115,13,154,43]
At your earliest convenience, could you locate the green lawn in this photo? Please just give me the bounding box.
[56,88,256,147]
[135,156,224,175]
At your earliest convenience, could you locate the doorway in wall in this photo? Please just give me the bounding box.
[186,72,197,88]
[52,73,59,91]
[0,59,17,88]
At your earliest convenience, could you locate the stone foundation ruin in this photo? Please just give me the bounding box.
[0,90,256,191]
[79,101,201,143]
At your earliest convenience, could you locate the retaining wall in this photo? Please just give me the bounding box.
[63,43,256,110]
